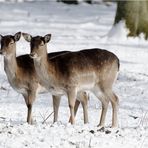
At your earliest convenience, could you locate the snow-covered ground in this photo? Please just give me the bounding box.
[0,1,148,148]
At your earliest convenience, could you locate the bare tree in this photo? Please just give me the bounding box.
[114,1,148,39]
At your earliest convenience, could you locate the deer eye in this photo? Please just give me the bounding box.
[10,42,14,45]
[40,44,44,46]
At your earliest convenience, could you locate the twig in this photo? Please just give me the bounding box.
[39,112,45,122]
[0,117,6,120]
[129,115,139,119]
[88,137,92,148]
[0,86,7,90]
[41,111,54,124]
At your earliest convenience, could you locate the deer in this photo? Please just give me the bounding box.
[22,33,120,128]
[0,32,89,124]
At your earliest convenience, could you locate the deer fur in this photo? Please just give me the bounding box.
[22,33,119,127]
[0,33,89,124]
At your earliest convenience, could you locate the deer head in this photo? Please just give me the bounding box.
[22,33,51,59]
[0,32,21,57]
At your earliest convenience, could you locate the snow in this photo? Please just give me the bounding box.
[0,1,148,148]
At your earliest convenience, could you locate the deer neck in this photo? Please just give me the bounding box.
[4,51,17,79]
[33,49,55,86]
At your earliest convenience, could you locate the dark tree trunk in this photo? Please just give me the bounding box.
[114,1,148,39]
[57,0,78,5]
[84,0,92,4]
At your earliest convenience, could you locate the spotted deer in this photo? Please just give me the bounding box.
[22,33,120,128]
[0,32,89,124]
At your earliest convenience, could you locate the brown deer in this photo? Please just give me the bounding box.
[0,32,89,124]
[22,33,120,128]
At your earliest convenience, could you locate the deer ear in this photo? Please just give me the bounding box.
[44,34,51,43]
[14,32,21,42]
[22,33,32,42]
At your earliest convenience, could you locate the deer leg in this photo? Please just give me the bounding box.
[27,104,33,124]
[93,88,109,127]
[69,99,80,123]
[23,92,35,125]
[67,89,77,124]
[69,92,89,124]
[81,93,89,124]
[74,100,80,116]
[53,95,61,123]
[98,99,109,127]
[110,92,119,128]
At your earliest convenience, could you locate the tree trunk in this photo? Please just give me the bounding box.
[114,1,148,39]
[84,0,92,4]
[57,0,78,5]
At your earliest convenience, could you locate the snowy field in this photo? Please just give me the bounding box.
[0,1,148,148]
